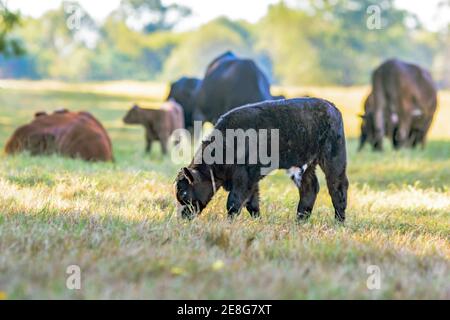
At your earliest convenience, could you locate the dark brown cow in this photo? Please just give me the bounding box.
[5,109,113,161]
[359,58,437,151]
[123,99,184,155]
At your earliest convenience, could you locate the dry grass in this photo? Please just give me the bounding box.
[0,81,448,299]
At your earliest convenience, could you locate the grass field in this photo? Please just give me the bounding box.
[0,80,449,299]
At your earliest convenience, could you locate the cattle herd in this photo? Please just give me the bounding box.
[4,51,439,223]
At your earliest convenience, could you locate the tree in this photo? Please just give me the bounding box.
[255,0,437,86]
[162,17,256,80]
[118,0,191,33]
[255,2,324,85]
[16,2,97,80]
[0,0,24,56]
[433,23,450,88]
[90,12,180,80]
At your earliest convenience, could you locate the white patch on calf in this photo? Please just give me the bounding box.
[288,163,308,188]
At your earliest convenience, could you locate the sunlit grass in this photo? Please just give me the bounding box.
[0,81,448,299]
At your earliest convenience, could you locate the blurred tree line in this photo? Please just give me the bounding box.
[0,0,449,87]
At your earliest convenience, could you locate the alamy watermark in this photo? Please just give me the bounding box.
[66,264,81,290]
[366,265,381,290]
[366,5,382,30]
[169,121,280,176]
[366,2,390,30]
[65,3,83,31]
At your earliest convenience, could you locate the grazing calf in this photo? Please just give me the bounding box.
[123,99,184,155]
[5,109,113,161]
[174,98,349,222]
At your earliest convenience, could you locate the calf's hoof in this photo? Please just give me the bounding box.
[297,211,311,222]
[248,210,260,219]
[227,210,240,221]
[334,211,345,223]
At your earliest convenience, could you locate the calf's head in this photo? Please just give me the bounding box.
[123,104,141,124]
[174,167,214,219]
[359,93,383,151]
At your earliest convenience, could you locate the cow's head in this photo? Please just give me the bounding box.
[359,112,376,151]
[174,167,215,219]
[358,93,382,151]
[167,77,201,128]
[123,104,141,124]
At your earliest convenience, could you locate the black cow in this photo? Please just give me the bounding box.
[169,51,280,128]
[166,77,202,129]
[194,51,274,124]
[174,98,349,223]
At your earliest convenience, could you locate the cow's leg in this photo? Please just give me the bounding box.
[172,130,182,146]
[144,128,153,153]
[408,128,420,149]
[372,76,386,151]
[227,168,253,219]
[396,115,413,149]
[245,184,260,218]
[160,141,168,155]
[297,165,320,222]
[145,138,152,153]
[159,135,169,155]
[393,94,416,149]
[392,126,401,149]
[417,116,433,149]
[418,129,428,150]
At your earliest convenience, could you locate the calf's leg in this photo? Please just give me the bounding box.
[145,139,153,153]
[395,105,413,149]
[297,166,320,221]
[226,168,253,219]
[245,184,260,218]
[320,137,349,222]
[158,133,170,155]
[321,161,348,222]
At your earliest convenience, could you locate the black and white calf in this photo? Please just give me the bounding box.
[174,98,349,222]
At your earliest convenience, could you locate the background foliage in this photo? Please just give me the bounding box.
[0,0,449,87]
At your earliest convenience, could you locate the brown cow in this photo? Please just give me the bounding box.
[5,109,113,161]
[123,99,184,155]
[359,58,437,151]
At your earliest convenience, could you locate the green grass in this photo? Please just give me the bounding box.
[0,82,449,299]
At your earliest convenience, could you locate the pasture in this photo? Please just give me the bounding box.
[0,80,449,299]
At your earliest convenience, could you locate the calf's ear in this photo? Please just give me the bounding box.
[183,167,195,184]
